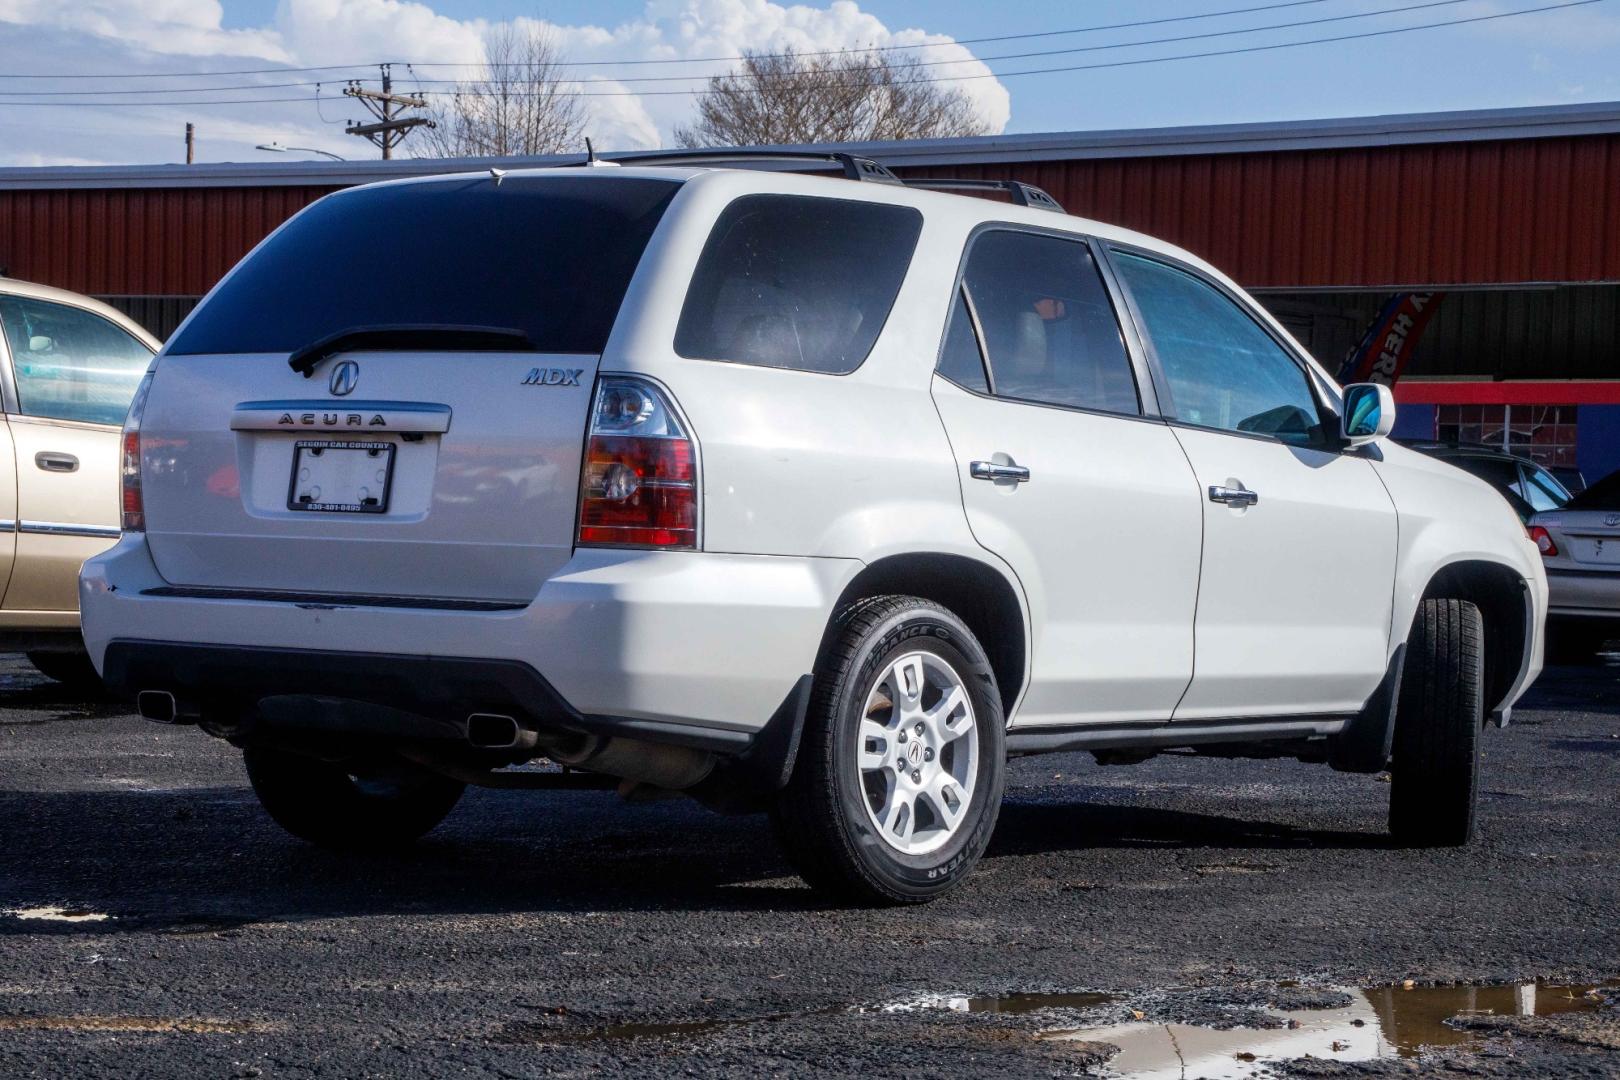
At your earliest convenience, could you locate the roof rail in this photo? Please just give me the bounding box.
[902,178,1065,213]
[576,149,904,185]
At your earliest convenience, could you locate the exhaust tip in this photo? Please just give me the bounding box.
[466,712,522,749]
[136,690,179,724]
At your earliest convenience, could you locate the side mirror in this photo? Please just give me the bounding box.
[1341,382,1395,448]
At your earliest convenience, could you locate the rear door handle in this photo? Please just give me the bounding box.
[1209,483,1258,507]
[970,460,1031,484]
[34,452,78,474]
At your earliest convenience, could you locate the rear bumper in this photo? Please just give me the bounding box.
[1546,567,1620,619]
[81,534,857,740]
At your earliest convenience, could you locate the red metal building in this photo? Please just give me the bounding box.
[0,101,1616,477]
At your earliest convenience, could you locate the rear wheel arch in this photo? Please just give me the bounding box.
[823,553,1027,719]
[1416,560,1531,717]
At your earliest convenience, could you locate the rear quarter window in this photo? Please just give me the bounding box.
[167,176,678,357]
[674,194,923,374]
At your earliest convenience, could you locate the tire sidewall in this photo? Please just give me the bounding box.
[826,604,1005,898]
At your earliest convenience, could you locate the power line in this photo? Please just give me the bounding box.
[0,0,1598,106]
[428,0,1485,86]
[0,0,1522,97]
[0,0,1341,80]
[435,0,1346,67]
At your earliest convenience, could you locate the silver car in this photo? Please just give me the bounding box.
[1530,470,1620,661]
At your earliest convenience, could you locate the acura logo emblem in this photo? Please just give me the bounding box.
[329,360,360,397]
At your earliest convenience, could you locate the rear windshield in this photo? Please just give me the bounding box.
[1568,469,1620,510]
[167,176,678,357]
[674,194,923,374]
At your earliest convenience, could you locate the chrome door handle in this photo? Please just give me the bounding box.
[34,452,78,474]
[970,460,1031,483]
[1209,484,1258,507]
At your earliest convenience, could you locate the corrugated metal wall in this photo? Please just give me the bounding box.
[98,295,202,339]
[0,185,335,297]
[898,133,1620,288]
[0,133,1613,301]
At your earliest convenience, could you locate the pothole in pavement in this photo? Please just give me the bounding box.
[880,991,1118,1014]
[1026,981,1617,1078]
[4,906,111,923]
[495,980,1615,1069]
[0,1015,272,1034]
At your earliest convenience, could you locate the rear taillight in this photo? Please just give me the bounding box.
[121,374,153,533]
[1529,525,1558,557]
[577,377,697,549]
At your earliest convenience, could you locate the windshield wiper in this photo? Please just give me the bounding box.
[287,324,538,378]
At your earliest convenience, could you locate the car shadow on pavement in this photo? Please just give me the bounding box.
[987,797,1388,858]
[0,678,126,721]
[1,777,1391,930]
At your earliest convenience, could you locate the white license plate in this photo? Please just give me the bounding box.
[1571,538,1620,565]
[287,440,395,513]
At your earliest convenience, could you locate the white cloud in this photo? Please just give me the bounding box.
[0,0,1009,164]
[274,0,485,69]
[0,0,287,60]
[523,0,1009,148]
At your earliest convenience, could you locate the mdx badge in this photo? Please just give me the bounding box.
[522,367,583,387]
[329,360,360,396]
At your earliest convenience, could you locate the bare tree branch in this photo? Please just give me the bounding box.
[675,48,990,148]
[417,23,585,158]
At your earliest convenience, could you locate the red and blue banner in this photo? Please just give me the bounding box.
[1337,291,1445,387]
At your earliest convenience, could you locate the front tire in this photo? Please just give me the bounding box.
[772,596,1005,904]
[243,746,465,851]
[1389,598,1484,847]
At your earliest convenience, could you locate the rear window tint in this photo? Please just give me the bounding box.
[674,194,922,374]
[167,176,678,357]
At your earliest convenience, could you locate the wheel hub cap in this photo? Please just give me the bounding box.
[856,650,978,857]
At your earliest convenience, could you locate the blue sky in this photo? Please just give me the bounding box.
[1,0,1616,165]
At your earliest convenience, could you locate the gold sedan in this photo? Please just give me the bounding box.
[0,279,158,685]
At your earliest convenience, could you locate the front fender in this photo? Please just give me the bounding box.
[1374,444,1547,715]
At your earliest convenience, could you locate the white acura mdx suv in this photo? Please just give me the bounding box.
[80,153,1546,903]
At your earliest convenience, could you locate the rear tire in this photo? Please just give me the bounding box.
[1389,598,1484,847]
[27,649,101,689]
[772,596,1005,905]
[243,746,465,851]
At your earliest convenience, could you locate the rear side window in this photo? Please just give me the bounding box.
[675,195,922,374]
[0,296,151,425]
[957,230,1138,414]
[1515,465,1570,512]
[167,176,678,356]
[936,288,989,393]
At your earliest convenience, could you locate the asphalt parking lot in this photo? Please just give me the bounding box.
[1,654,1616,1079]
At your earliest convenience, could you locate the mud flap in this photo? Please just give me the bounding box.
[1328,644,1406,774]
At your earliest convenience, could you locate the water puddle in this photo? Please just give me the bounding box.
[1039,981,1615,1078]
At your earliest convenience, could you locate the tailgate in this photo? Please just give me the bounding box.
[142,350,598,602]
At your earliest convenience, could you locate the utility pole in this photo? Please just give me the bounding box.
[184,123,195,164]
[343,64,433,160]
